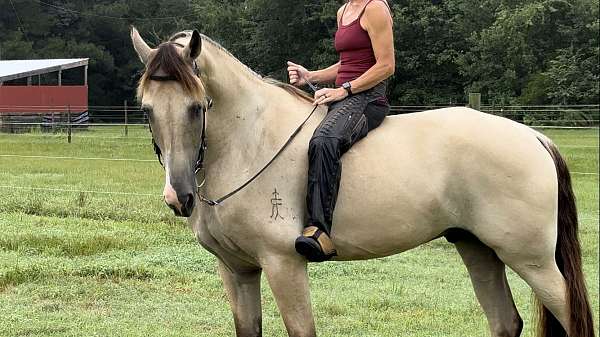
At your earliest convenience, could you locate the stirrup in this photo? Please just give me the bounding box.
[295,226,337,262]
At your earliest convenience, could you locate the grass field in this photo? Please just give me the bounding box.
[0,126,598,337]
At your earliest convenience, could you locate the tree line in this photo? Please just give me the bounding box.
[1,0,598,106]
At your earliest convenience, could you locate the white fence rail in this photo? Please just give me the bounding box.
[0,105,598,138]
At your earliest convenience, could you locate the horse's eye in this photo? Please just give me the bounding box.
[190,104,204,117]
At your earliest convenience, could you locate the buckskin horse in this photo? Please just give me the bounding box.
[130,28,594,337]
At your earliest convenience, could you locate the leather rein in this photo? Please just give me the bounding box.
[147,52,318,207]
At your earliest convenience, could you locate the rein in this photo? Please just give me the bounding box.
[198,104,318,206]
[198,73,319,206]
[147,50,318,207]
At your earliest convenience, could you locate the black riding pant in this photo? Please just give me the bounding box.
[306,83,389,235]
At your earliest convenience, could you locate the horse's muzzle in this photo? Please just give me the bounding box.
[166,193,194,217]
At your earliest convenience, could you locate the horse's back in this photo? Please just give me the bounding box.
[331,107,558,259]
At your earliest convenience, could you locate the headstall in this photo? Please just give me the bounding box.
[146,54,212,176]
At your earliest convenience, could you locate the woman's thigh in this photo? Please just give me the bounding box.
[310,98,389,153]
[312,97,365,141]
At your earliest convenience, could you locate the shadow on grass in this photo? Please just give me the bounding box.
[74,265,157,280]
[0,192,178,225]
[0,266,46,290]
[0,234,147,257]
[0,265,159,290]
[12,327,69,336]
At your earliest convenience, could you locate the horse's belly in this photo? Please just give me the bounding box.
[329,117,452,258]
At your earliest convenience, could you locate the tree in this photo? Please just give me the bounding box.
[544,47,599,104]
[457,0,599,104]
[1,0,597,105]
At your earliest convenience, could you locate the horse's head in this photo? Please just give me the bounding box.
[131,27,210,217]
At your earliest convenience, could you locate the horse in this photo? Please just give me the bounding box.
[130,28,594,337]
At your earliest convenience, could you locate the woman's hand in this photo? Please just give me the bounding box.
[287,61,310,87]
[313,87,348,105]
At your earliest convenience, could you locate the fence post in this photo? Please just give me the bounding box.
[67,105,72,144]
[468,93,481,111]
[124,100,128,137]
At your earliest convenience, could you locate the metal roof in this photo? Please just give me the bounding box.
[0,58,89,82]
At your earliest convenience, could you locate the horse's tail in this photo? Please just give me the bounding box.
[536,135,594,337]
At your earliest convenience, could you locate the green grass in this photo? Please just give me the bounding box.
[0,127,598,337]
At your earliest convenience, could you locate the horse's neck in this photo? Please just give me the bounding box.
[198,41,264,108]
[198,40,310,185]
[198,41,270,152]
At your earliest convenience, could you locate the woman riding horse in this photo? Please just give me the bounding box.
[132,23,594,336]
[289,0,395,261]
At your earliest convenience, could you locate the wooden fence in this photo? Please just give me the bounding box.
[0,104,598,140]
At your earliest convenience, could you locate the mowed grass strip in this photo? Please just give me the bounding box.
[0,127,597,337]
[0,214,198,287]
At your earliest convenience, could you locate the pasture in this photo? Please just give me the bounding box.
[0,126,598,337]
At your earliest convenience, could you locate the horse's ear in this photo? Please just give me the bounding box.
[130,26,153,64]
[184,30,202,60]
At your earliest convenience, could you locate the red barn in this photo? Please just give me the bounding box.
[0,58,89,115]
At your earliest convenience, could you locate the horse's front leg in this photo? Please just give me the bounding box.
[263,255,316,337]
[218,260,263,337]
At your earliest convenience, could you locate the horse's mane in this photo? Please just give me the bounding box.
[264,78,314,102]
[170,31,313,103]
[137,42,205,101]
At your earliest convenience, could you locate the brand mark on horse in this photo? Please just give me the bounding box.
[270,188,284,220]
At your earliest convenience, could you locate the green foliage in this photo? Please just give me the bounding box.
[0,0,597,106]
[468,0,597,105]
[544,47,600,104]
[520,72,551,104]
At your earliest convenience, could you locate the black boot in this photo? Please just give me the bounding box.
[295,226,337,262]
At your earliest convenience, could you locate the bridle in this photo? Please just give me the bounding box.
[148,102,210,175]
[146,55,212,177]
[145,41,318,207]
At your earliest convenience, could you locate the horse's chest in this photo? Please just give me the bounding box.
[193,214,261,268]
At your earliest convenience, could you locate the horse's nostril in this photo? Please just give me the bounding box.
[185,193,194,209]
[181,193,195,216]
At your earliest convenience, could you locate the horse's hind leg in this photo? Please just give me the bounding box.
[504,257,570,335]
[490,226,571,334]
[455,234,523,337]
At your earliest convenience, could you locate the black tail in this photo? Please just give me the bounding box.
[537,137,595,337]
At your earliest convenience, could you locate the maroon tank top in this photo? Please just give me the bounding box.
[334,0,380,87]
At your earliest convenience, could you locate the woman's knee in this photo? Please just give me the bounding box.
[308,136,339,156]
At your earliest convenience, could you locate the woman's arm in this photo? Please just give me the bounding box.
[313,1,394,105]
[287,61,340,86]
[308,62,340,84]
